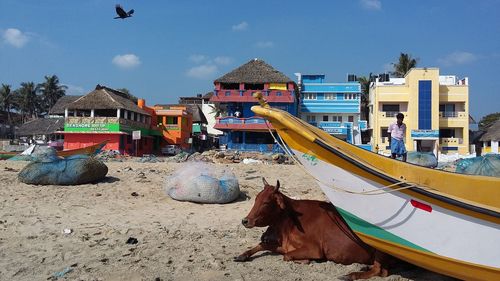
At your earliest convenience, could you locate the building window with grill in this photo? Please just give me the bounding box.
[348,116,354,122]
[304,93,317,100]
[344,93,355,100]
[323,115,329,121]
[306,115,316,122]
[332,116,343,122]
[324,93,336,100]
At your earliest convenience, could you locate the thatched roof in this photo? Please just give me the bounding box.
[17,118,64,136]
[49,95,82,114]
[67,85,149,115]
[188,105,208,124]
[214,59,293,84]
[480,119,500,141]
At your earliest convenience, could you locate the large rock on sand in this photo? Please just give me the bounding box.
[18,155,108,185]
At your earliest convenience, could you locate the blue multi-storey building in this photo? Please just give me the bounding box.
[297,74,369,149]
[210,59,297,152]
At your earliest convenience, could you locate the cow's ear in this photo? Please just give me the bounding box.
[276,193,286,210]
[262,177,269,187]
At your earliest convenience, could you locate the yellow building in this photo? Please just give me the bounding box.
[369,68,470,155]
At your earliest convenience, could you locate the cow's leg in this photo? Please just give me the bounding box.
[282,247,321,264]
[234,243,279,262]
[346,259,388,280]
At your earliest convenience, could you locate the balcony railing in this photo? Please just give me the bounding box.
[216,116,269,125]
[214,89,293,98]
[439,111,467,118]
[440,137,463,145]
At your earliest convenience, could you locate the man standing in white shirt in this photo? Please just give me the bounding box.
[387,113,407,162]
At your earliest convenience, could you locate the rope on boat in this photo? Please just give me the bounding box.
[264,122,423,196]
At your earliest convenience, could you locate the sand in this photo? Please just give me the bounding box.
[0,160,453,281]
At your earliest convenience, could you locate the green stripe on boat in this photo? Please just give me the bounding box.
[336,207,432,253]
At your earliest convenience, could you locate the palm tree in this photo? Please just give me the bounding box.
[38,75,67,114]
[391,53,418,78]
[0,84,13,124]
[357,76,370,122]
[14,82,39,122]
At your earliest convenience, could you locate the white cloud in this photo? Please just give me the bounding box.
[2,28,30,48]
[360,0,382,10]
[66,84,86,95]
[255,41,274,48]
[214,56,232,65]
[112,54,141,69]
[232,21,248,31]
[186,64,218,79]
[438,51,478,66]
[188,54,208,63]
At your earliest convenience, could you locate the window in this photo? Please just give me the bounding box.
[323,115,329,121]
[306,115,316,122]
[440,129,455,138]
[324,93,336,100]
[382,104,400,112]
[344,93,354,100]
[348,116,354,122]
[332,116,343,122]
[304,93,317,100]
[246,83,264,90]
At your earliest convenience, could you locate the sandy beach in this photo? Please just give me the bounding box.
[0,160,454,281]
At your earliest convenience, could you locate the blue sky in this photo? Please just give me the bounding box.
[1,0,499,120]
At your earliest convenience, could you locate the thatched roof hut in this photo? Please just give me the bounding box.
[67,85,149,115]
[17,118,64,136]
[480,119,500,141]
[49,95,82,115]
[214,58,293,84]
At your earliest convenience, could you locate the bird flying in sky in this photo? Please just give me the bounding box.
[114,4,134,19]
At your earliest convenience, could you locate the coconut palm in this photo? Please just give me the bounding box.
[357,76,370,122]
[14,82,39,122]
[391,53,418,78]
[38,75,67,114]
[0,84,13,124]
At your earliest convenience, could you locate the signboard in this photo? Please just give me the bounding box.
[64,123,119,132]
[411,129,439,139]
[132,130,141,140]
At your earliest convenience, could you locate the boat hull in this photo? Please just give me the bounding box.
[251,105,500,280]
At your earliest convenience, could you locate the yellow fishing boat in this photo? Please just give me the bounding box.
[251,93,500,281]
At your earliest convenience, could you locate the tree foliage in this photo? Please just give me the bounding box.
[478,112,500,131]
[116,88,138,103]
[391,53,418,78]
[357,76,370,122]
[38,75,67,114]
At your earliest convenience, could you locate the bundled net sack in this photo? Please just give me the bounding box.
[455,154,500,177]
[166,162,240,203]
[18,154,108,185]
[406,151,438,168]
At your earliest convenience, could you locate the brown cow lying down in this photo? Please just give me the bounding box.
[235,178,392,280]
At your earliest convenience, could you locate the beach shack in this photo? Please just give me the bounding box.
[210,58,297,152]
[60,85,161,156]
[479,119,500,154]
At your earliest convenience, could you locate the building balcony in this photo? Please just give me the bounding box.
[211,89,294,103]
[213,116,274,131]
[440,137,464,145]
[65,116,149,129]
[439,111,467,118]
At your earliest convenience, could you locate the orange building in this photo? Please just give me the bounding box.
[138,102,193,150]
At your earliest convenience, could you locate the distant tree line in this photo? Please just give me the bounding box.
[0,75,67,124]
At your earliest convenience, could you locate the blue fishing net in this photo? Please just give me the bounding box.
[455,154,500,177]
[18,151,108,185]
[406,151,438,168]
